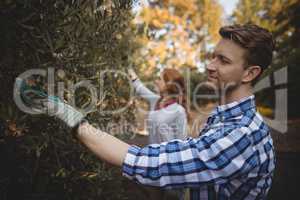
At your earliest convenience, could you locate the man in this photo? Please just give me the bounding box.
[18,24,275,199]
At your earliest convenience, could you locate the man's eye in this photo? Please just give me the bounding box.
[220,57,229,64]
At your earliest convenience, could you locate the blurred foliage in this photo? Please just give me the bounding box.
[257,106,274,118]
[0,0,140,199]
[131,0,223,77]
[233,0,287,31]
[233,0,299,118]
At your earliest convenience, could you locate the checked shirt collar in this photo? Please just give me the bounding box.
[206,95,256,125]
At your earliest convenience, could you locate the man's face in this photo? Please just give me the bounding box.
[206,38,247,90]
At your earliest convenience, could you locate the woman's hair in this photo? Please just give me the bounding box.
[157,68,189,117]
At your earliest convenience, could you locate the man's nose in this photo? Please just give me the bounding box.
[206,60,217,71]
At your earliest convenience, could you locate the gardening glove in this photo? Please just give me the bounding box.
[15,77,86,128]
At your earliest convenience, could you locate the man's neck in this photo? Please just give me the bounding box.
[219,84,253,105]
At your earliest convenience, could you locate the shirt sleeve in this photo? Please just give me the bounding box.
[122,127,255,189]
[132,79,160,110]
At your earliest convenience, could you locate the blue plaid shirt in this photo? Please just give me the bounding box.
[122,95,275,199]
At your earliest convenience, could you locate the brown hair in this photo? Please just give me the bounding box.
[219,23,275,80]
[157,68,188,115]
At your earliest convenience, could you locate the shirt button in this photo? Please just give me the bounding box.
[220,115,225,122]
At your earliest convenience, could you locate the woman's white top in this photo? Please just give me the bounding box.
[132,79,188,144]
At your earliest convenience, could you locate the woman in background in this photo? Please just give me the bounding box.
[129,68,188,200]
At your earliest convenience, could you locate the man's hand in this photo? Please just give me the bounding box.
[15,78,130,167]
[16,78,85,128]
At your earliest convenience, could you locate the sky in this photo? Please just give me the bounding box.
[218,0,239,16]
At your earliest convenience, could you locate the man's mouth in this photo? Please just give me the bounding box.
[207,76,217,81]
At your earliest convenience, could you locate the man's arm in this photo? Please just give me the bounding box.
[76,122,256,189]
[76,122,130,166]
[16,78,257,188]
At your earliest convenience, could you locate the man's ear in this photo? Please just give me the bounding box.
[242,66,262,83]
